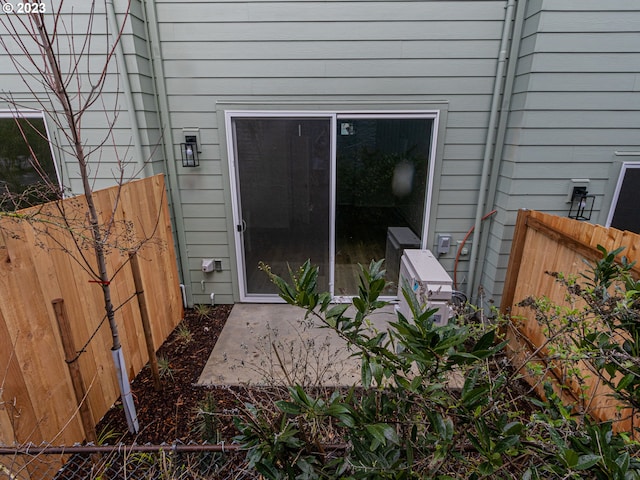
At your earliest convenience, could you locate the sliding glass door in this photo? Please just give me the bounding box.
[232,117,332,296]
[335,117,432,295]
[228,112,435,300]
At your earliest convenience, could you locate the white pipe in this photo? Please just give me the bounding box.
[140,0,192,302]
[105,0,149,177]
[466,0,516,301]
[180,284,187,308]
[474,0,528,300]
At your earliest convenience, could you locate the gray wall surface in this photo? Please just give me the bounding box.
[153,0,511,304]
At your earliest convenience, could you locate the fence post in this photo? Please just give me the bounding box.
[52,298,97,444]
[129,252,162,391]
[500,209,531,315]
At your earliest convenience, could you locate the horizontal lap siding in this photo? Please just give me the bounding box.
[486,0,640,308]
[155,1,508,302]
[0,0,148,194]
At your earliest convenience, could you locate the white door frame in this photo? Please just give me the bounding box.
[225,110,440,303]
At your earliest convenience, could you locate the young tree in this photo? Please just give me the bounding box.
[0,0,143,434]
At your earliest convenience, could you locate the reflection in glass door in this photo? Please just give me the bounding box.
[335,117,432,295]
[233,117,331,296]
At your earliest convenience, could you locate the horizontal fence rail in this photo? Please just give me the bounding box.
[0,443,253,480]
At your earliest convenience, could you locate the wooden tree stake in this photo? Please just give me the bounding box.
[52,298,97,444]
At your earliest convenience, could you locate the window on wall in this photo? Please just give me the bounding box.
[607,162,640,234]
[0,114,60,210]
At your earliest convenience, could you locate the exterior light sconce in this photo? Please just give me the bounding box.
[180,128,200,167]
[568,186,595,221]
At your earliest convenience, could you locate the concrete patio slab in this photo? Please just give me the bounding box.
[197,303,397,387]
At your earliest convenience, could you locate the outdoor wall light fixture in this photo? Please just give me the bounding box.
[568,186,595,221]
[180,136,199,167]
[180,128,201,167]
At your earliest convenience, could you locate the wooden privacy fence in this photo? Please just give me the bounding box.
[501,209,640,432]
[0,174,183,449]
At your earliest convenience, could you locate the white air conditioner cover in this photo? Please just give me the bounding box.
[397,249,453,326]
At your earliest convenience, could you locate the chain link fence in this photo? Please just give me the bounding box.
[0,444,258,479]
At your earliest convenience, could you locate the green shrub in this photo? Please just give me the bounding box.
[235,253,640,479]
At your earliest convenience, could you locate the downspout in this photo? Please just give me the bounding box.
[466,0,516,301]
[105,0,149,177]
[473,0,528,302]
[140,0,191,298]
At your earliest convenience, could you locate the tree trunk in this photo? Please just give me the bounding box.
[32,9,138,433]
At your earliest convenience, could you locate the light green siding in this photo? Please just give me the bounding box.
[480,0,640,307]
[153,0,509,303]
[0,0,141,193]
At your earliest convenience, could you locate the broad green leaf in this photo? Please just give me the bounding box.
[617,373,636,392]
[503,421,524,436]
[326,403,350,416]
[275,400,301,415]
[461,385,490,409]
[365,423,400,446]
[575,454,601,470]
[615,451,630,472]
[353,296,366,314]
[370,359,384,386]
[326,303,349,318]
[472,330,495,352]
[361,356,372,388]
[366,424,386,445]
[562,449,579,468]
[381,423,400,444]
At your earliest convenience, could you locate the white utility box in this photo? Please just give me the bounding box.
[396,249,453,326]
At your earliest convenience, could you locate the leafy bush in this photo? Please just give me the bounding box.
[519,245,640,421]
[235,254,640,479]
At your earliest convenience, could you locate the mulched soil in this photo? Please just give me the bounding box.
[96,305,243,445]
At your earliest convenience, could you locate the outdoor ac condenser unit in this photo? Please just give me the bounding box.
[396,249,453,327]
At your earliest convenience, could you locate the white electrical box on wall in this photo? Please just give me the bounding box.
[201,258,214,273]
[437,234,452,255]
[396,249,453,326]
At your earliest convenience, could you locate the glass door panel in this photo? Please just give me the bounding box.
[234,117,331,296]
[335,118,432,295]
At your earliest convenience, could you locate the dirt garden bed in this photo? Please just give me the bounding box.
[96,304,243,444]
